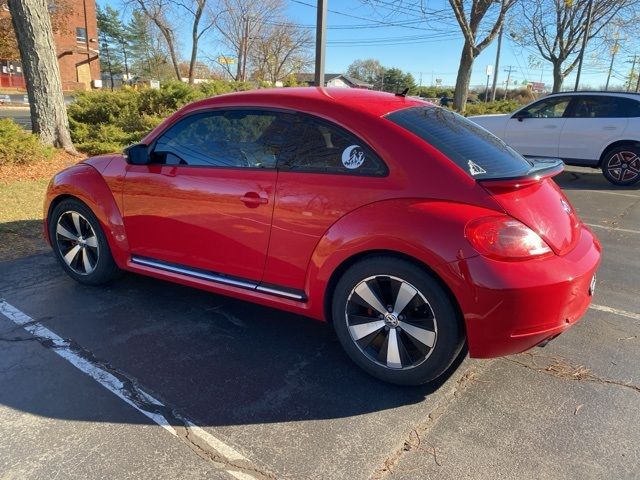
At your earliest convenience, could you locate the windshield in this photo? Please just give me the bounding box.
[386,106,533,180]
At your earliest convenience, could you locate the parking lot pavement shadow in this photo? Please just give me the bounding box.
[555,166,640,191]
[0,253,467,428]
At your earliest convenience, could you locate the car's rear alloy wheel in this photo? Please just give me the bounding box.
[602,147,640,186]
[332,257,464,385]
[346,275,437,370]
[49,199,121,285]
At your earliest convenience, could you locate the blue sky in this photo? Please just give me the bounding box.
[102,0,638,90]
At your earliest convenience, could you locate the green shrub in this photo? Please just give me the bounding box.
[0,118,53,166]
[463,100,520,117]
[68,80,258,155]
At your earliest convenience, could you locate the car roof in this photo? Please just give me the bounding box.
[181,87,428,118]
[545,91,640,99]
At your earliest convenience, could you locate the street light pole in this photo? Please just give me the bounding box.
[315,0,327,87]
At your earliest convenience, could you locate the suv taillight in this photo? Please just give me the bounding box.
[465,216,552,261]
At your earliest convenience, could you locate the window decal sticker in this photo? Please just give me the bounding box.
[342,145,365,169]
[468,160,487,176]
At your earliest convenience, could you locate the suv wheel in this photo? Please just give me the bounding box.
[601,146,640,186]
[332,257,465,385]
[49,199,121,285]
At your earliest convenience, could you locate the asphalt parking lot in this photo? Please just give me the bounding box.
[0,166,638,480]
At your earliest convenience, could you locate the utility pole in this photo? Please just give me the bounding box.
[605,37,620,91]
[502,66,515,100]
[241,16,250,82]
[236,16,244,81]
[627,55,637,92]
[490,23,503,102]
[314,0,327,87]
[574,0,593,91]
[485,65,493,102]
[636,64,640,92]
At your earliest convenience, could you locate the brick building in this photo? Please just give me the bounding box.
[0,0,101,91]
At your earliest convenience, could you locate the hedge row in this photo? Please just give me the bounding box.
[68,80,254,155]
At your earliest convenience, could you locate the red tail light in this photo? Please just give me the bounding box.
[465,216,553,261]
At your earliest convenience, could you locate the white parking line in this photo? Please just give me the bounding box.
[590,304,640,321]
[0,300,263,480]
[569,189,639,198]
[585,223,640,235]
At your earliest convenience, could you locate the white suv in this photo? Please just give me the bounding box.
[470,92,640,186]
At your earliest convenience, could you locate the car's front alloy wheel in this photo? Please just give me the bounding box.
[49,199,121,285]
[332,257,464,385]
[55,210,99,275]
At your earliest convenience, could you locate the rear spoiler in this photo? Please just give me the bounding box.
[478,158,564,189]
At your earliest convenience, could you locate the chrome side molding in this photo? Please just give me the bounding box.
[131,256,306,302]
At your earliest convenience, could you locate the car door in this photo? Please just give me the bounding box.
[261,114,389,291]
[122,109,284,283]
[504,96,572,158]
[558,95,631,163]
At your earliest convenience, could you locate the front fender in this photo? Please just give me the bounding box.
[44,164,129,268]
[303,198,502,320]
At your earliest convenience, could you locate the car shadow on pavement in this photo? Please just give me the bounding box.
[0,253,468,428]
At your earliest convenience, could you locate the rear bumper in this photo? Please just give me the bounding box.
[445,225,601,358]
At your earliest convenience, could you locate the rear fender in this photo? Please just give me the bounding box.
[44,164,129,268]
[304,198,502,320]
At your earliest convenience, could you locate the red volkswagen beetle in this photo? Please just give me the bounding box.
[44,88,601,385]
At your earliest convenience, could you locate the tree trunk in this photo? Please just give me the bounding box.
[453,41,474,112]
[161,27,182,81]
[8,0,75,151]
[188,2,204,84]
[552,61,563,93]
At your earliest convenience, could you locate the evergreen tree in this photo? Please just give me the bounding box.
[374,68,416,94]
[97,6,130,85]
[127,10,165,80]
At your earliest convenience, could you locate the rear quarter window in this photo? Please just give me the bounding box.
[386,106,533,180]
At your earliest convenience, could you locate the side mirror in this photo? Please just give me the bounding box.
[514,111,530,122]
[124,143,150,165]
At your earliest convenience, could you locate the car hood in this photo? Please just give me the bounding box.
[83,154,122,173]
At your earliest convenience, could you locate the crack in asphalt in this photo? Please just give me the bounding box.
[505,352,640,394]
[369,359,494,480]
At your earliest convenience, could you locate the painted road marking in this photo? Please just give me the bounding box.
[590,304,640,321]
[585,223,640,235]
[0,300,265,480]
[569,189,639,198]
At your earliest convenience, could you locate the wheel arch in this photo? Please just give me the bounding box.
[322,250,465,332]
[44,164,129,267]
[599,140,640,166]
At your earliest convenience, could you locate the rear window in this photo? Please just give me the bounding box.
[386,106,532,180]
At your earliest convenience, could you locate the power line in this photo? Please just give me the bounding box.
[290,0,431,30]
[263,19,428,30]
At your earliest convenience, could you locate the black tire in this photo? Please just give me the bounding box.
[601,146,640,186]
[49,198,121,285]
[332,256,465,386]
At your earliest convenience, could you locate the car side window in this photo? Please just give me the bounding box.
[151,110,289,168]
[568,96,640,118]
[520,97,571,118]
[278,115,387,176]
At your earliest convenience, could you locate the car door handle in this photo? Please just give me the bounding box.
[603,126,617,130]
[543,125,558,129]
[240,192,268,207]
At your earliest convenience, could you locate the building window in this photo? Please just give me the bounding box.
[76,27,87,43]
